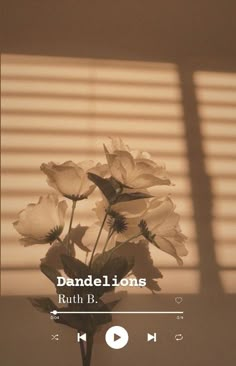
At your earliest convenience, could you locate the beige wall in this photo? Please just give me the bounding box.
[1,2,236,365]
[2,54,236,296]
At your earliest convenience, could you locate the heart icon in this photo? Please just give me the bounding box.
[175,297,183,304]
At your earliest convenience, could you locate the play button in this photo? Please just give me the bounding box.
[105,326,129,349]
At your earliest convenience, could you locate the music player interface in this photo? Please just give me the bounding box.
[48,293,185,348]
[2,49,236,366]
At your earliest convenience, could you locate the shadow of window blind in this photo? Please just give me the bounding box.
[2,54,200,295]
[194,71,236,294]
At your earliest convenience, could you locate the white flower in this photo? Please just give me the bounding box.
[82,196,149,252]
[104,138,171,189]
[86,197,149,247]
[105,137,130,153]
[141,198,188,265]
[40,160,107,201]
[13,194,67,246]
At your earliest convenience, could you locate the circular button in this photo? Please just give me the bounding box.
[105,326,129,349]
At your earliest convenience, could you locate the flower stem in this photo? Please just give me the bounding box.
[85,333,94,366]
[67,200,76,251]
[102,228,115,253]
[79,340,86,365]
[89,209,109,268]
[85,251,89,265]
[108,232,142,258]
[79,332,94,366]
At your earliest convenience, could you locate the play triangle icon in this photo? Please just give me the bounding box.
[105,326,129,349]
[114,333,121,342]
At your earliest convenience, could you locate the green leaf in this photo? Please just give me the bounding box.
[91,251,134,297]
[112,241,163,293]
[60,255,100,297]
[108,176,124,193]
[29,297,56,313]
[41,241,71,270]
[116,191,153,203]
[60,254,90,280]
[40,263,70,296]
[40,263,61,286]
[100,256,134,284]
[88,172,152,205]
[105,299,121,311]
[87,172,117,203]
[91,251,112,276]
[63,224,90,252]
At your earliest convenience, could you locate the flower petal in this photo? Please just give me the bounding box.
[157,212,180,236]
[109,157,127,183]
[114,151,135,173]
[113,198,148,218]
[154,235,183,265]
[13,194,67,244]
[131,174,171,188]
[145,198,174,229]
[107,137,130,153]
[41,162,84,197]
[19,237,48,246]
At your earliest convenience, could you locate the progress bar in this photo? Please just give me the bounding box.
[51,310,184,315]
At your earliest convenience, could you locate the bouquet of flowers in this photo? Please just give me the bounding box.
[13,138,188,366]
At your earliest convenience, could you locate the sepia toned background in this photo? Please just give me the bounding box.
[1,1,236,366]
[1,55,236,297]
